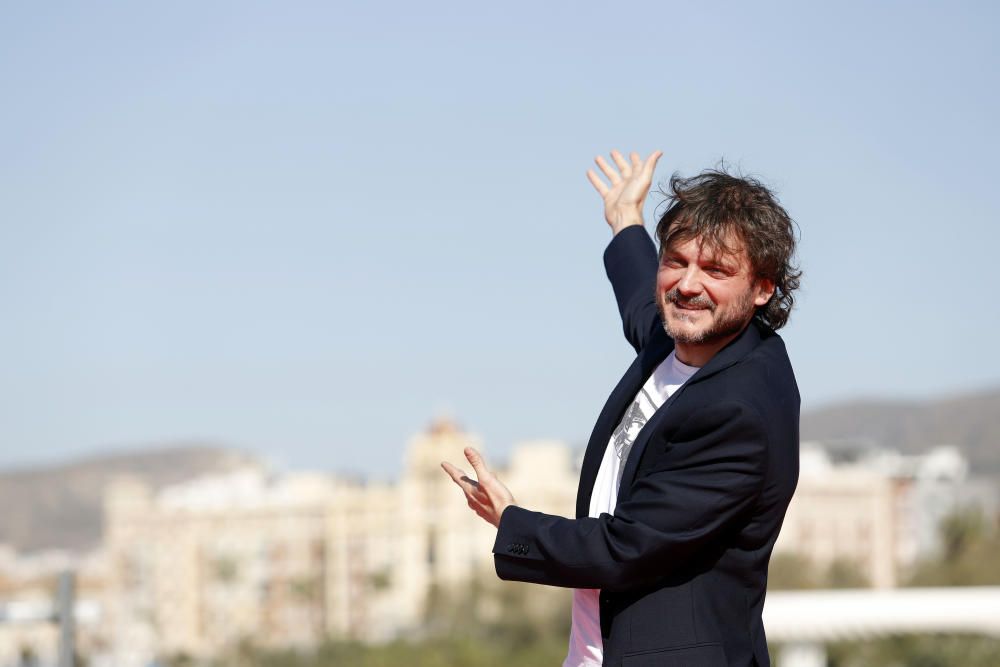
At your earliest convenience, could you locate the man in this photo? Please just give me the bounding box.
[442,149,801,667]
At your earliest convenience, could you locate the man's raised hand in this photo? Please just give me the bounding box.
[586,149,663,235]
[441,447,516,529]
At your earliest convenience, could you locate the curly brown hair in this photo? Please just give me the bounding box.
[654,166,802,330]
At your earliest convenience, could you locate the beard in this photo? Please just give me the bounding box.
[658,286,756,345]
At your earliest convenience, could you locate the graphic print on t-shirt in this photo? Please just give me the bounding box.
[611,387,654,467]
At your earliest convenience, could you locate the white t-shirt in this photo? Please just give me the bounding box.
[563,350,699,667]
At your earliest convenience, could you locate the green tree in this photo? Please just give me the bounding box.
[827,634,1000,667]
[906,506,1000,587]
[825,557,869,589]
[767,552,821,590]
[767,553,869,590]
[824,506,1000,667]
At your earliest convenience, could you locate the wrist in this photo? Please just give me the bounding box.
[495,502,517,528]
[609,211,644,235]
[611,220,644,236]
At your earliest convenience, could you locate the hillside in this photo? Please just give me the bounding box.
[2,387,998,554]
[0,444,258,552]
[801,387,1000,473]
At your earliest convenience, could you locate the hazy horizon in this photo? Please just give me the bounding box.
[4,382,998,479]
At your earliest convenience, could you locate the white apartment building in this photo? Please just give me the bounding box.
[1,422,988,666]
[98,418,579,665]
[773,441,986,589]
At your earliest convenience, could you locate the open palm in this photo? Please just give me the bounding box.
[586,149,663,234]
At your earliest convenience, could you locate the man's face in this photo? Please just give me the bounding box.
[656,233,773,346]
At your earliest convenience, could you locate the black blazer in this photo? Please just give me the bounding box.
[493,226,800,667]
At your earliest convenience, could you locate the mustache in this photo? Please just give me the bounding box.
[664,288,716,311]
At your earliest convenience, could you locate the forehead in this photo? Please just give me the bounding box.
[663,232,749,268]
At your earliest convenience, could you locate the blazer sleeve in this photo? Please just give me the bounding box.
[603,225,662,354]
[492,400,768,591]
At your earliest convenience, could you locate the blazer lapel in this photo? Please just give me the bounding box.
[575,330,674,518]
[615,320,765,500]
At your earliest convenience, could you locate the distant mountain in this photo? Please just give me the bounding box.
[3,389,998,554]
[801,387,1000,473]
[0,444,258,552]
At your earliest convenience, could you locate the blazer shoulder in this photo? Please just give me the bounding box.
[702,332,800,419]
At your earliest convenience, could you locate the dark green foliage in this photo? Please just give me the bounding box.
[905,506,1000,587]
[825,557,870,589]
[204,637,569,667]
[824,506,1000,666]
[826,634,1000,667]
[767,553,870,590]
[164,579,571,667]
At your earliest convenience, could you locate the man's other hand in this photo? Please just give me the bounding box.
[586,149,663,235]
[441,447,516,529]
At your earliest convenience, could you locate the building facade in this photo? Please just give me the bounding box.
[1,422,988,666]
[99,419,579,665]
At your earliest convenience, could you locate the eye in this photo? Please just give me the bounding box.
[661,256,684,268]
[710,261,740,276]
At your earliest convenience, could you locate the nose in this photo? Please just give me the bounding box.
[676,265,703,296]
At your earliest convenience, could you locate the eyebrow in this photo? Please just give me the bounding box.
[661,249,740,272]
[703,256,738,271]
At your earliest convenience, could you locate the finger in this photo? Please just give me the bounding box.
[630,152,642,170]
[641,150,663,182]
[586,169,610,197]
[441,461,478,494]
[464,447,492,481]
[610,149,631,176]
[595,155,621,184]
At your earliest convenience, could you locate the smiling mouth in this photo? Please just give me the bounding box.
[671,301,709,312]
[662,289,714,313]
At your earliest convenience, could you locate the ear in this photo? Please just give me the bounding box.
[753,278,775,307]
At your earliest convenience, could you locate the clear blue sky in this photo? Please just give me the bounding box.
[1,2,997,478]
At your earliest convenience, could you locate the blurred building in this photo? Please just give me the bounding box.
[103,468,334,664]
[99,418,579,666]
[773,441,989,588]
[0,545,106,667]
[3,422,989,666]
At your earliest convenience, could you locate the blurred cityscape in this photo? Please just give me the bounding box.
[1,398,999,667]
